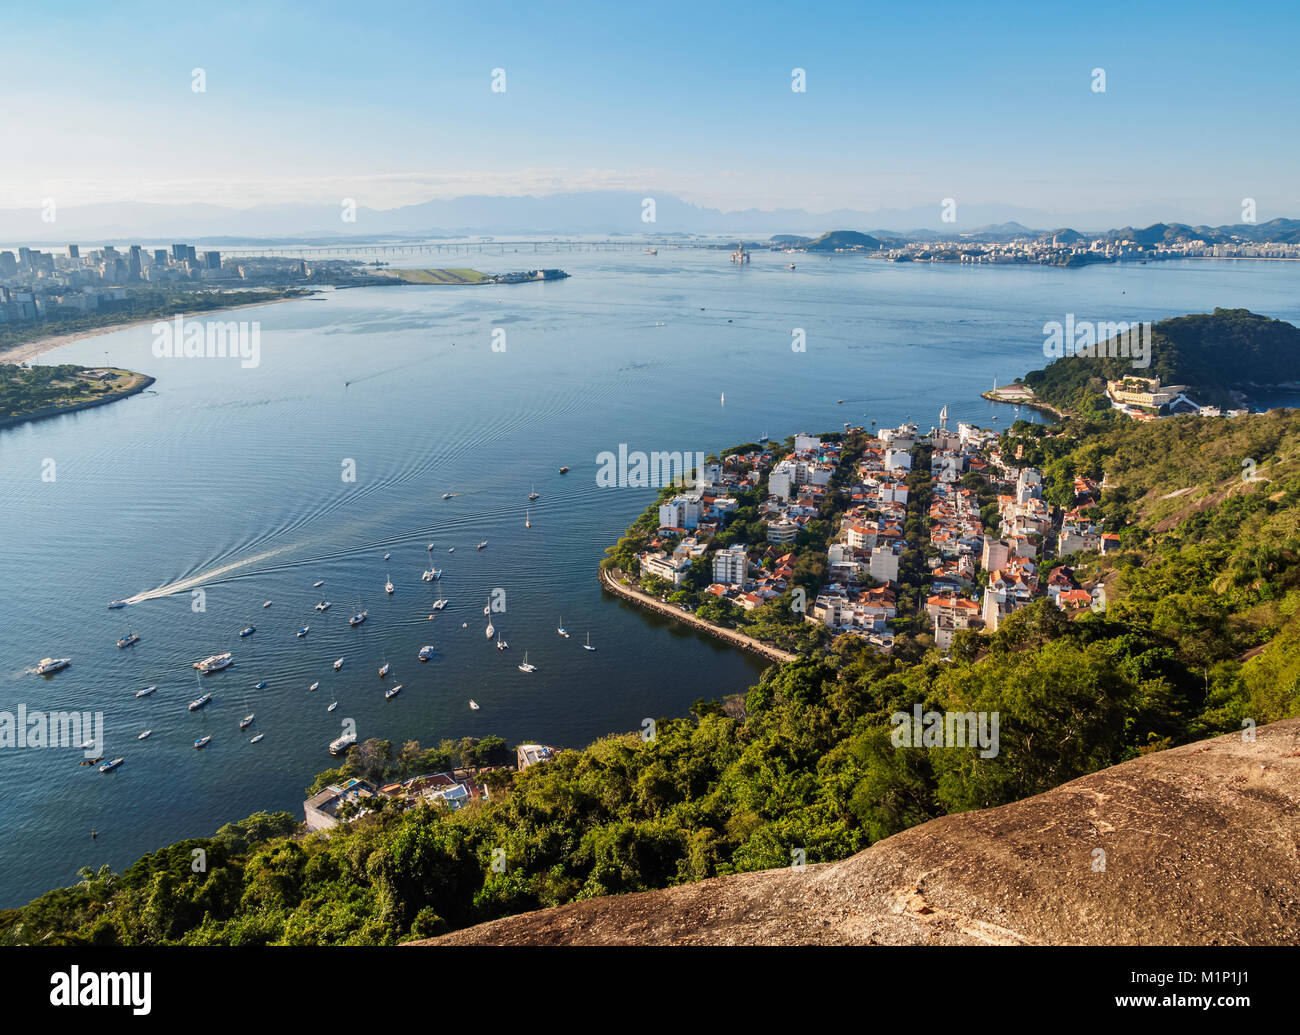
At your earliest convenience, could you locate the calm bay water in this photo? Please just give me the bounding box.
[2,248,1298,906]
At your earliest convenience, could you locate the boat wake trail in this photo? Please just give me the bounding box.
[124,546,295,603]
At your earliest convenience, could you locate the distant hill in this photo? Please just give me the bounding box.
[769,234,811,245]
[805,230,883,252]
[1023,308,1300,411]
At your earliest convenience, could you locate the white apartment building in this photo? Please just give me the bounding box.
[712,544,749,585]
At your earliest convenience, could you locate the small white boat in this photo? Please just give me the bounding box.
[297,626,310,637]
[385,684,402,699]
[194,736,211,749]
[309,681,320,692]
[496,635,508,650]
[427,542,435,551]
[262,600,272,608]
[383,553,390,561]
[327,700,338,712]
[313,580,324,588]
[432,597,448,610]
[476,540,488,550]
[239,714,255,730]
[329,732,356,755]
[35,657,72,676]
[484,603,491,615]
[529,484,539,501]
[315,601,332,612]
[385,574,394,595]
[518,652,536,673]
[107,599,128,609]
[138,730,151,740]
[583,631,596,652]
[525,507,531,528]
[468,699,480,710]
[250,733,265,743]
[448,547,454,553]
[333,658,344,671]
[418,645,436,662]
[485,620,494,638]
[349,609,368,627]
[192,652,233,673]
[379,662,390,677]
[99,757,125,773]
[135,685,157,698]
[116,632,139,648]
[443,492,456,500]
[557,617,569,638]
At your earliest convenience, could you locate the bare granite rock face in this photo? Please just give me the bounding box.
[419,718,1300,945]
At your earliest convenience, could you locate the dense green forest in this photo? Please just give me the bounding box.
[1023,308,1300,412]
[4,408,1299,945]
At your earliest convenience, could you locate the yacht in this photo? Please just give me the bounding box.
[309,681,320,692]
[99,757,125,773]
[378,662,390,677]
[333,657,344,671]
[517,652,536,673]
[193,652,233,673]
[315,601,332,612]
[250,733,265,744]
[193,652,234,674]
[297,626,310,637]
[35,657,71,675]
[135,685,156,698]
[116,632,139,648]
[253,680,267,690]
[194,736,211,750]
[418,645,436,662]
[327,700,338,713]
[238,626,255,637]
[468,699,480,710]
[385,684,402,700]
[529,484,540,500]
[189,693,213,711]
[239,714,255,730]
[583,631,596,652]
[349,609,368,627]
[329,732,356,755]
[313,580,324,588]
[385,574,394,595]
[138,730,152,740]
[107,599,128,609]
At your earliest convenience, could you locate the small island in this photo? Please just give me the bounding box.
[381,268,569,286]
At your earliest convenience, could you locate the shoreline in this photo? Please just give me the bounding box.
[982,384,1068,420]
[599,566,797,664]
[0,294,310,366]
[0,373,157,430]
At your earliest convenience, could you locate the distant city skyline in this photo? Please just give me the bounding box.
[5,0,1299,226]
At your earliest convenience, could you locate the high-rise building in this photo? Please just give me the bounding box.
[0,251,16,276]
[67,245,80,260]
[128,245,142,277]
[171,243,187,261]
[203,250,221,270]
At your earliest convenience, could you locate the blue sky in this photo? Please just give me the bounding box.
[3,0,1298,221]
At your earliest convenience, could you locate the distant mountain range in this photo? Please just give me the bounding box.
[1,190,1297,247]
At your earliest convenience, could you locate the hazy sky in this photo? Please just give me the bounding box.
[3,0,1298,221]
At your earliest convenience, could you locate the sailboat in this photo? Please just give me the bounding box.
[485,617,495,638]
[529,484,539,501]
[385,684,402,699]
[309,681,319,692]
[297,625,310,637]
[378,660,390,678]
[525,507,531,529]
[116,630,139,648]
[496,634,508,650]
[333,657,344,671]
[239,714,255,730]
[327,699,338,712]
[468,699,480,710]
[556,617,569,638]
[583,631,596,652]
[517,652,536,673]
[385,573,394,595]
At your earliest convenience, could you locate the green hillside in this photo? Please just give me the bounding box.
[805,230,883,252]
[5,408,1300,945]
[1023,308,1300,413]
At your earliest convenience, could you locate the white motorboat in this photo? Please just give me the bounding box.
[35,657,71,675]
[329,733,356,755]
[193,652,233,673]
[309,681,320,692]
[135,685,157,698]
[333,658,344,671]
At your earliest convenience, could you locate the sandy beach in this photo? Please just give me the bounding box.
[0,294,310,366]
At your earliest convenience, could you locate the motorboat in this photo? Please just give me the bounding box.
[116,632,139,648]
[239,714,255,730]
[327,700,338,712]
[35,657,71,675]
[189,693,213,711]
[418,645,436,662]
[468,699,480,710]
[309,681,319,692]
[313,580,324,588]
[378,662,390,677]
[250,733,265,744]
[99,757,125,773]
[262,600,272,608]
[137,730,151,740]
[238,626,255,638]
[329,733,356,755]
[383,553,390,561]
[443,492,457,500]
[194,736,211,749]
[558,466,569,474]
[253,681,267,690]
[107,599,128,609]
[333,658,344,671]
[476,540,488,550]
[135,685,157,698]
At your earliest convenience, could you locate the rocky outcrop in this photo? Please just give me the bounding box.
[420,718,1300,945]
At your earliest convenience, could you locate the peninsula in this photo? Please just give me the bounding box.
[0,364,154,428]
